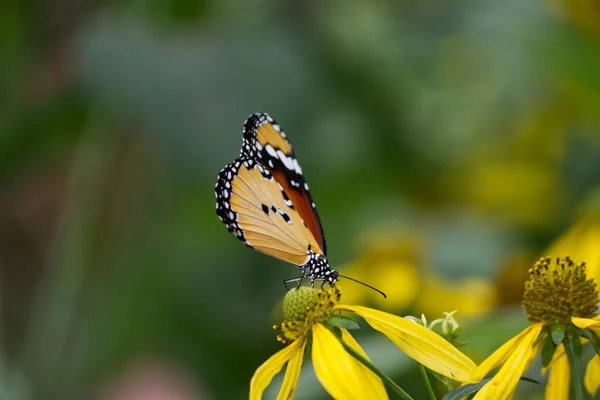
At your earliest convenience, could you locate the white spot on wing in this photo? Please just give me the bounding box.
[277,150,294,171]
[266,145,278,160]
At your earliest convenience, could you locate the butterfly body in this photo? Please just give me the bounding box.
[215,113,338,285]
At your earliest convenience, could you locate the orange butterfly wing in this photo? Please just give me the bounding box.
[241,113,327,255]
[215,159,321,265]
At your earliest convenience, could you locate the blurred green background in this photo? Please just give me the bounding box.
[2,0,600,399]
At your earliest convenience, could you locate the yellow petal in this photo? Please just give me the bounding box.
[545,345,570,400]
[585,354,600,396]
[479,325,537,378]
[312,323,388,399]
[473,323,543,400]
[250,338,305,400]
[336,305,479,383]
[572,316,600,329]
[340,328,388,399]
[589,316,600,335]
[277,338,307,400]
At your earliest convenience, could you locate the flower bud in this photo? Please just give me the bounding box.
[404,314,428,326]
[428,311,461,342]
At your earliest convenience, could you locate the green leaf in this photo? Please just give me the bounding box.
[303,339,312,364]
[533,327,548,347]
[572,334,583,357]
[327,315,360,330]
[551,324,566,345]
[564,335,585,400]
[541,335,557,368]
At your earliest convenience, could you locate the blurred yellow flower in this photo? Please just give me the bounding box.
[338,233,421,311]
[339,231,495,318]
[551,0,600,36]
[455,161,559,229]
[250,286,480,400]
[437,101,569,230]
[544,191,600,282]
[475,257,599,400]
[494,251,535,307]
[416,274,496,319]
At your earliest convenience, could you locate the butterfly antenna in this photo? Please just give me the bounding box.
[338,274,387,299]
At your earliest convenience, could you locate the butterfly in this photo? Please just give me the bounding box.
[215,113,385,296]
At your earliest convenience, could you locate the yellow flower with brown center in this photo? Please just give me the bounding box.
[250,286,480,400]
[522,257,598,325]
[474,256,600,400]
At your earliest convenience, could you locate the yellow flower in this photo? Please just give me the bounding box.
[250,286,480,400]
[475,256,599,400]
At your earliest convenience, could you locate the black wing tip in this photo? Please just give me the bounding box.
[246,112,270,120]
[243,113,275,132]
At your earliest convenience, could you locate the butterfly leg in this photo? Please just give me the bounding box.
[283,277,303,290]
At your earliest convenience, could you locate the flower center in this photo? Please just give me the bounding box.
[274,286,341,344]
[522,256,598,325]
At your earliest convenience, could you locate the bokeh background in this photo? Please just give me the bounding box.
[2,0,600,399]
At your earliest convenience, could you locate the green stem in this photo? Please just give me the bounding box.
[419,364,437,400]
[338,338,415,400]
[564,335,584,400]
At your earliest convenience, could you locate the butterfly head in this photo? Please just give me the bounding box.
[325,269,339,285]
